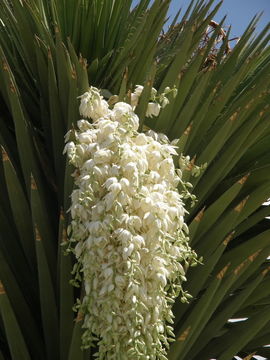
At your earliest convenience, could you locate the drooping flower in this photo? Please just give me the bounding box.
[79,86,110,120]
[146,102,161,118]
[64,86,197,360]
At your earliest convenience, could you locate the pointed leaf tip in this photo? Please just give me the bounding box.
[234,196,249,212]
[178,326,191,342]
[60,209,65,221]
[195,207,205,222]
[31,174,37,190]
[76,311,84,323]
[248,249,261,262]
[238,173,250,184]
[35,225,41,242]
[0,281,5,295]
[234,260,247,275]
[217,263,230,279]
[2,59,8,72]
[223,231,235,246]
[229,111,238,121]
[61,227,68,245]
[234,250,262,275]
[187,156,197,171]
[184,124,192,135]
[1,146,8,161]
[262,266,270,277]
[243,352,257,360]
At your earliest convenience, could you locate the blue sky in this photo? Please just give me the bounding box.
[167,0,270,37]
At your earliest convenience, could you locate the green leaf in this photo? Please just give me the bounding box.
[0,48,38,191]
[34,225,59,360]
[31,175,56,280]
[0,250,44,359]
[170,265,230,360]
[68,314,90,360]
[1,147,35,267]
[186,268,266,359]
[191,174,249,242]
[48,47,65,182]
[216,305,270,360]
[0,281,31,360]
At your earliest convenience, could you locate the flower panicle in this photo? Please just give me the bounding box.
[64,86,198,360]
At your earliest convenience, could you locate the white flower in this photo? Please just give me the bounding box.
[156,273,167,287]
[104,177,118,189]
[129,114,139,130]
[116,229,133,244]
[63,141,75,156]
[93,149,112,164]
[103,267,113,278]
[134,85,144,96]
[74,241,84,258]
[109,102,140,131]
[134,133,148,145]
[133,235,145,248]
[77,132,95,144]
[123,243,135,259]
[164,87,171,94]
[161,96,170,108]
[159,158,175,181]
[87,221,103,235]
[64,129,73,142]
[77,119,92,131]
[115,275,126,287]
[79,87,110,120]
[111,102,133,120]
[151,87,157,98]
[131,92,139,109]
[146,102,161,118]
[123,162,138,176]
[108,182,121,194]
[143,212,155,227]
[96,119,118,135]
[119,177,130,189]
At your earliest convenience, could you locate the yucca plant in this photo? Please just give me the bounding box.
[0,0,270,359]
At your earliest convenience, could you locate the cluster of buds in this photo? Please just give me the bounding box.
[64,87,197,360]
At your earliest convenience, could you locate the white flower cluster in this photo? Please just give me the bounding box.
[64,87,197,360]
